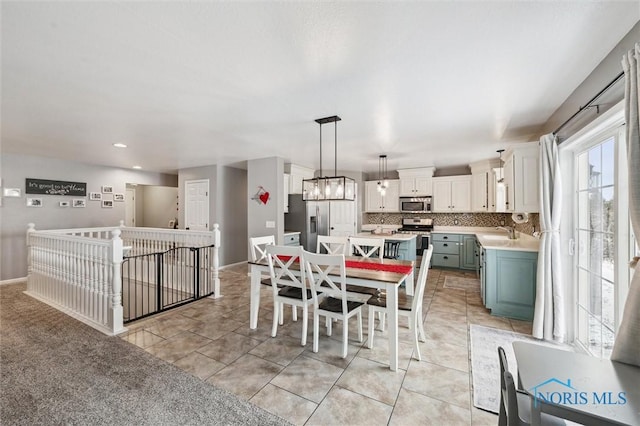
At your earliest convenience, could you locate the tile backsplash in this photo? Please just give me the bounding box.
[364,213,540,236]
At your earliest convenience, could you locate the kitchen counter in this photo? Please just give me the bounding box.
[354,232,417,241]
[431,226,540,252]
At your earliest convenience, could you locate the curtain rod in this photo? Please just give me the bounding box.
[553,70,625,136]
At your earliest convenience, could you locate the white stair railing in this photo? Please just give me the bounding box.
[25,222,221,335]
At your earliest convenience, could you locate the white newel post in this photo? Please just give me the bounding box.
[211,223,221,299]
[109,228,125,334]
[26,223,36,292]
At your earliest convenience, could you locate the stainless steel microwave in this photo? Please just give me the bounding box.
[400,197,432,213]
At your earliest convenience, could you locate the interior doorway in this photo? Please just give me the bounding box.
[185,179,210,231]
[125,187,136,227]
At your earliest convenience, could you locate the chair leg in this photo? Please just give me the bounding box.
[413,314,422,361]
[272,301,280,338]
[357,310,363,343]
[292,305,297,322]
[379,311,386,331]
[279,303,284,325]
[327,316,332,336]
[313,312,319,353]
[368,307,375,349]
[342,318,349,358]
[301,305,308,346]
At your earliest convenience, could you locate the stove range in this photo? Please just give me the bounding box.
[397,218,433,255]
[397,218,433,235]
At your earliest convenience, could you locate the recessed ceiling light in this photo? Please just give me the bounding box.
[132,165,142,169]
[113,143,127,148]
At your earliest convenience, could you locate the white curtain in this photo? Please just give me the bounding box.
[611,42,640,366]
[533,134,564,341]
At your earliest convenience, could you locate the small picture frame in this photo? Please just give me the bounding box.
[27,198,43,207]
[59,201,70,207]
[3,188,21,197]
[89,192,102,201]
[102,200,113,208]
[113,193,125,202]
[72,199,86,208]
[102,185,114,194]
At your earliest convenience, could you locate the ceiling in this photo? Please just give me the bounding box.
[2,2,638,175]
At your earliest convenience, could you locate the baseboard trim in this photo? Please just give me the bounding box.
[0,277,27,286]
[220,261,247,270]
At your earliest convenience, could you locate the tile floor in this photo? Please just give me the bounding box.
[120,263,532,425]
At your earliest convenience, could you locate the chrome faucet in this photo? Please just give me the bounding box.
[497,226,517,240]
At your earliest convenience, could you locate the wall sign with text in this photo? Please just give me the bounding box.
[25,178,87,196]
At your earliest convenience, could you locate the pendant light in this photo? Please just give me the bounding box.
[302,115,356,201]
[496,149,505,185]
[377,155,389,196]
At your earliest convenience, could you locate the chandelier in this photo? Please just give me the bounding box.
[302,116,355,201]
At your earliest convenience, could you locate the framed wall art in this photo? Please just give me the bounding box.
[102,185,113,194]
[113,193,125,202]
[102,200,114,208]
[3,188,21,197]
[89,192,102,201]
[27,198,43,207]
[72,199,86,208]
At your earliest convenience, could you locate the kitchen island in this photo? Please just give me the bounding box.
[353,232,417,261]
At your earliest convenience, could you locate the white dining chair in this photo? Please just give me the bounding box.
[265,245,313,346]
[302,250,364,358]
[367,245,433,361]
[249,235,297,322]
[316,235,348,255]
[348,236,384,259]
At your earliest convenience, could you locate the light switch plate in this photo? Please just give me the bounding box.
[266,221,275,228]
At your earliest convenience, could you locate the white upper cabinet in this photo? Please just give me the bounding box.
[285,164,315,194]
[503,142,539,213]
[365,180,400,212]
[469,159,500,212]
[471,172,488,211]
[432,176,471,212]
[398,167,435,197]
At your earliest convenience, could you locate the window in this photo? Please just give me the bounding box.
[561,101,630,359]
[575,136,617,357]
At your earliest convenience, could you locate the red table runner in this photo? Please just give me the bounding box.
[276,255,412,275]
[345,260,412,275]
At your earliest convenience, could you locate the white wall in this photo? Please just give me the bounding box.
[0,153,177,281]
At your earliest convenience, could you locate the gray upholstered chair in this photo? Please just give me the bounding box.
[498,346,566,426]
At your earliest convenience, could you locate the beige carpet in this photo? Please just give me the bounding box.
[443,275,480,292]
[0,282,289,426]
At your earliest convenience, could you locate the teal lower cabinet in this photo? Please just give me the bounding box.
[483,249,537,321]
[460,235,478,270]
[431,233,461,268]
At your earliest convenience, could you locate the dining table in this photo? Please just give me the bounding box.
[249,255,415,371]
[513,341,640,426]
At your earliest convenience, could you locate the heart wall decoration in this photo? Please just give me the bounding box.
[252,186,270,205]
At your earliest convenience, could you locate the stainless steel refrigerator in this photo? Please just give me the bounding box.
[285,195,329,252]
